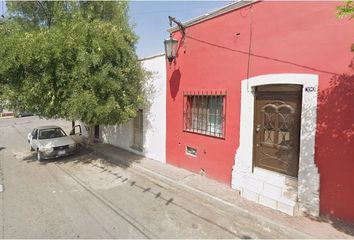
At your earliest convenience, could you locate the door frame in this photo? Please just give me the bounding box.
[232,74,320,216]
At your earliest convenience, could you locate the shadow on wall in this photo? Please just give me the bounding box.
[316,58,354,227]
[170,69,181,101]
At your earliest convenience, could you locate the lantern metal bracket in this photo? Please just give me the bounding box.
[168,16,186,41]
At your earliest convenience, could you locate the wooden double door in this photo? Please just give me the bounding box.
[253,84,302,178]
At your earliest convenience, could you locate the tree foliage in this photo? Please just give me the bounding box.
[337,0,354,19]
[0,1,146,126]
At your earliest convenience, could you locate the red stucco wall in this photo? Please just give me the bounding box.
[166,1,354,222]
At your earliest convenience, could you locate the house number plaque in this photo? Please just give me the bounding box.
[305,87,316,92]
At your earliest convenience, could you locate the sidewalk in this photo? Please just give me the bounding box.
[90,143,354,239]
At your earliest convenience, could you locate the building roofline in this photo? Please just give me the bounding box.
[167,1,255,33]
[138,53,165,62]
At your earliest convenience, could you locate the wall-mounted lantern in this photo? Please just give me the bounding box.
[164,37,178,64]
[164,16,185,64]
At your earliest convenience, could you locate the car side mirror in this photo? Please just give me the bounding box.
[69,130,74,135]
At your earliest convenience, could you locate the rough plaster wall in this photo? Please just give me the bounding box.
[101,123,132,150]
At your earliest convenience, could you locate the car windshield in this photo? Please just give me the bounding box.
[38,128,67,139]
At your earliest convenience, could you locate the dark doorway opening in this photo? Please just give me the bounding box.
[94,125,100,139]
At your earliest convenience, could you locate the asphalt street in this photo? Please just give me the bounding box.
[0,116,307,238]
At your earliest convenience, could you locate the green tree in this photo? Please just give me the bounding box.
[337,0,354,19]
[0,1,147,143]
[336,1,354,51]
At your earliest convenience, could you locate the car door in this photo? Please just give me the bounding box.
[31,129,39,150]
[70,125,83,144]
[28,128,35,145]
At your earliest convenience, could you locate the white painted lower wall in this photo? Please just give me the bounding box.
[82,54,166,163]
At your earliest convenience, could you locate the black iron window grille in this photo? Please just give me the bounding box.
[183,92,226,138]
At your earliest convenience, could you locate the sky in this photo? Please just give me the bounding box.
[128,1,232,58]
[0,1,232,58]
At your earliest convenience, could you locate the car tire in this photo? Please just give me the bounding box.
[37,150,42,161]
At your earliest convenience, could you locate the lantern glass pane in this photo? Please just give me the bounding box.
[164,39,171,58]
[164,38,178,60]
[171,39,178,57]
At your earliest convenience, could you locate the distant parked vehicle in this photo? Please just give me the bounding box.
[27,125,78,161]
[15,111,33,118]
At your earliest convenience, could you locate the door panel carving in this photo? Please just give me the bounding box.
[254,85,302,177]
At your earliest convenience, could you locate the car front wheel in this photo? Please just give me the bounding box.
[37,150,42,161]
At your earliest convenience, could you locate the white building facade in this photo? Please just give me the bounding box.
[88,54,166,163]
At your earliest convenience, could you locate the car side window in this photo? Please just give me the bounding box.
[33,129,38,139]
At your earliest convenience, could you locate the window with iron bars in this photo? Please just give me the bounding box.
[183,94,225,138]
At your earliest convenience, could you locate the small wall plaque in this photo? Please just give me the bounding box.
[305,87,316,92]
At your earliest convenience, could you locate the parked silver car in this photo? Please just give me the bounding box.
[27,125,78,161]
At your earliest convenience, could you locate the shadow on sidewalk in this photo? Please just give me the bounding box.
[306,213,354,237]
[20,141,354,237]
[91,143,144,169]
[22,146,97,166]
[21,143,142,170]
[327,218,354,237]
